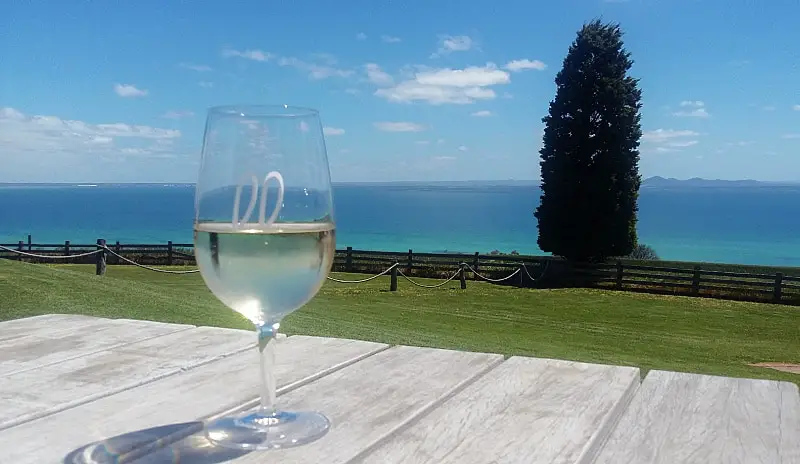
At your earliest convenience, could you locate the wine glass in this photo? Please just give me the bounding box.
[193,104,336,450]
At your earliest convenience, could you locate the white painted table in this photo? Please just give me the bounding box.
[0,315,797,463]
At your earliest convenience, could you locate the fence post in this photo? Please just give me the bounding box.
[774,272,783,302]
[390,265,398,291]
[459,264,467,289]
[345,246,353,272]
[616,260,624,289]
[167,241,174,266]
[473,252,480,280]
[691,265,701,295]
[27,234,32,251]
[17,241,23,261]
[115,241,121,265]
[64,241,70,264]
[96,239,107,276]
[517,265,525,288]
[406,249,413,275]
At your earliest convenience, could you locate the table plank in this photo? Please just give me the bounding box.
[354,356,640,464]
[0,335,388,464]
[0,317,192,377]
[593,370,800,464]
[145,345,505,464]
[0,314,110,343]
[0,325,254,430]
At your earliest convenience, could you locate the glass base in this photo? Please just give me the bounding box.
[205,409,330,451]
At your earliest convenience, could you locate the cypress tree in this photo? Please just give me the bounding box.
[534,20,643,262]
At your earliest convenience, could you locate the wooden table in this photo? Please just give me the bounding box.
[0,315,797,463]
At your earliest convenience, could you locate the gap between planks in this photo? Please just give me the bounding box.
[344,354,507,464]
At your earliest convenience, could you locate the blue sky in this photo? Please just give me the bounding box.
[2,0,799,183]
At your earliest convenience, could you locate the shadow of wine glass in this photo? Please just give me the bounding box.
[63,421,250,463]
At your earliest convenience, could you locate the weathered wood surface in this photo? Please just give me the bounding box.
[0,325,255,430]
[0,315,797,464]
[593,370,800,464]
[171,346,504,464]
[0,315,192,377]
[0,332,389,463]
[355,357,640,464]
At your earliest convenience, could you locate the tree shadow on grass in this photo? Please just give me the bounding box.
[63,421,249,463]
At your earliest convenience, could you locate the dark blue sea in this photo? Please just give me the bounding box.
[2,183,800,267]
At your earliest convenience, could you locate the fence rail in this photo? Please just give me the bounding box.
[2,236,800,305]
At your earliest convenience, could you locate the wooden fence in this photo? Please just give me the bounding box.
[2,237,800,305]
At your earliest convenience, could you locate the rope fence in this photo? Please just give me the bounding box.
[0,243,549,291]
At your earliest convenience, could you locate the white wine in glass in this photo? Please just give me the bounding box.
[193,105,336,450]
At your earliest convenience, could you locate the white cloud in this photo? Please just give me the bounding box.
[161,110,194,119]
[432,155,456,161]
[356,32,367,40]
[198,81,213,88]
[673,108,710,118]
[323,127,345,136]
[278,57,353,80]
[642,129,700,143]
[727,140,754,147]
[431,35,474,58]
[642,128,700,152]
[470,110,493,117]
[416,65,509,87]
[457,145,468,151]
[782,134,800,139]
[0,107,181,160]
[504,59,547,72]
[180,63,212,72]
[668,140,699,148]
[364,63,394,86]
[373,122,427,132]
[673,100,710,118]
[793,104,800,111]
[375,63,510,105]
[415,140,430,145]
[763,105,776,111]
[222,48,272,61]
[114,84,148,98]
[381,35,401,43]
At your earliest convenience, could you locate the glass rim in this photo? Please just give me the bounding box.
[207,104,319,118]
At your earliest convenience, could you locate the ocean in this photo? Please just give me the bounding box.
[2,183,800,267]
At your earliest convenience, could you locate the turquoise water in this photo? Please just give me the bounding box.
[2,183,800,267]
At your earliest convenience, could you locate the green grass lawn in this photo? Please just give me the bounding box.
[1,259,798,384]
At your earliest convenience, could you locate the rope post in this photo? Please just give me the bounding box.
[27,234,32,251]
[96,239,107,276]
[615,260,624,289]
[406,249,413,275]
[517,265,525,288]
[459,264,467,289]
[17,241,23,262]
[390,265,398,291]
[691,265,701,296]
[472,252,480,280]
[345,246,353,272]
[167,241,174,266]
[64,240,70,264]
[774,272,783,302]
[115,241,121,265]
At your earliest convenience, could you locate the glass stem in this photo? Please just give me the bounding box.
[257,322,279,416]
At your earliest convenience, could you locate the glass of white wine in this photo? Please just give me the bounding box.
[193,105,336,450]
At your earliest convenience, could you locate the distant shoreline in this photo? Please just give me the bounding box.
[3,177,800,188]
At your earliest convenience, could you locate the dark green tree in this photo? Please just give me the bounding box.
[534,19,643,262]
